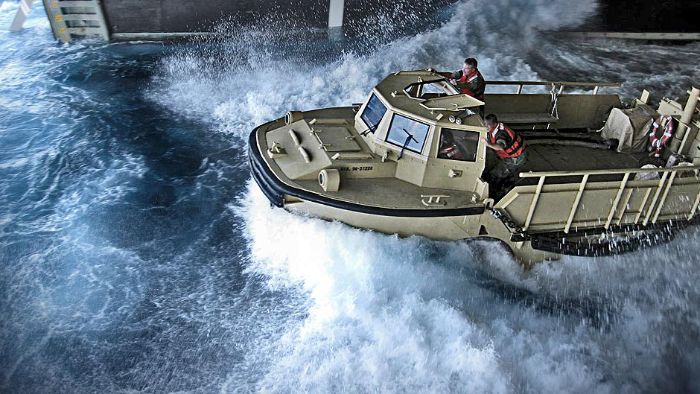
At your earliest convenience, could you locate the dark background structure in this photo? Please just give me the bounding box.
[587,0,699,32]
[98,0,699,34]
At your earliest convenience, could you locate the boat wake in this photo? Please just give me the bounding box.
[236,180,700,392]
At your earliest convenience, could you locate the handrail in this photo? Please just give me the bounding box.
[512,164,700,231]
[564,174,589,233]
[523,176,546,231]
[518,165,700,179]
[497,163,700,232]
[486,80,621,96]
[487,80,621,88]
[605,173,630,229]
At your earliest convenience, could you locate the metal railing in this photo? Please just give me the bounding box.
[512,165,700,233]
[486,80,621,95]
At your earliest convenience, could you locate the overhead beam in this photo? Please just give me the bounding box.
[10,0,34,31]
[328,0,344,28]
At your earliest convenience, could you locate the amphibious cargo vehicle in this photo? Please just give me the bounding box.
[249,69,700,265]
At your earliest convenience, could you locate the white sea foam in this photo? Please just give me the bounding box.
[238,184,512,392]
[0,0,50,32]
[238,175,700,393]
[0,0,19,13]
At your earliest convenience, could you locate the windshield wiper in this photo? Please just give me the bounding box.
[398,128,418,160]
[360,122,380,136]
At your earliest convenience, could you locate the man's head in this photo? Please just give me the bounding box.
[463,58,478,74]
[484,114,498,132]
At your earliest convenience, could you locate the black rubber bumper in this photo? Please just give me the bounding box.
[247,128,485,218]
[528,217,700,257]
[249,134,286,208]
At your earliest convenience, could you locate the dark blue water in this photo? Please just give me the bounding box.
[2,1,700,392]
[0,5,307,392]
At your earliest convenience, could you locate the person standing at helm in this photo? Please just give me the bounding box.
[436,58,486,116]
[482,114,527,183]
[451,58,486,101]
[647,114,676,158]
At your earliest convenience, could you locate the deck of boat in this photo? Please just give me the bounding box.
[506,142,648,189]
[522,143,642,173]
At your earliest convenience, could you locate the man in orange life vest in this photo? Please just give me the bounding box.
[482,114,527,183]
[438,58,486,115]
[647,114,676,158]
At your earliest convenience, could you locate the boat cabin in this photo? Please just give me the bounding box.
[353,71,490,198]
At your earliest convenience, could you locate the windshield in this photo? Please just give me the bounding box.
[360,94,387,132]
[385,114,430,154]
[437,128,479,162]
[404,79,458,100]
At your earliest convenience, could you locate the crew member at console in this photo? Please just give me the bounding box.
[482,114,527,184]
[452,58,485,101]
[437,57,486,116]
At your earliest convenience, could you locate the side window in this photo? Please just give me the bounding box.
[386,114,430,154]
[437,129,479,162]
[360,94,387,133]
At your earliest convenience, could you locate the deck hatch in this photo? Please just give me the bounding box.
[315,126,362,152]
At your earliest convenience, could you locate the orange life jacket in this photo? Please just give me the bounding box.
[489,123,525,159]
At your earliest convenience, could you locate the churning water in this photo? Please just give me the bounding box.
[1,0,700,392]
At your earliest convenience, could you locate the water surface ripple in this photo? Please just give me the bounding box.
[1,0,699,392]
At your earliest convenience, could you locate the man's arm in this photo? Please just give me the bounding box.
[481,137,505,151]
[434,70,461,80]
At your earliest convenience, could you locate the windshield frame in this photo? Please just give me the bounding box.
[384,113,431,155]
[403,78,459,100]
[359,93,388,133]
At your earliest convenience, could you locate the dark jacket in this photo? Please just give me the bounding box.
[453,69,486,100]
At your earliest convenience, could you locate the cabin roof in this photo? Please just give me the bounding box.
[373,70,484,128]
